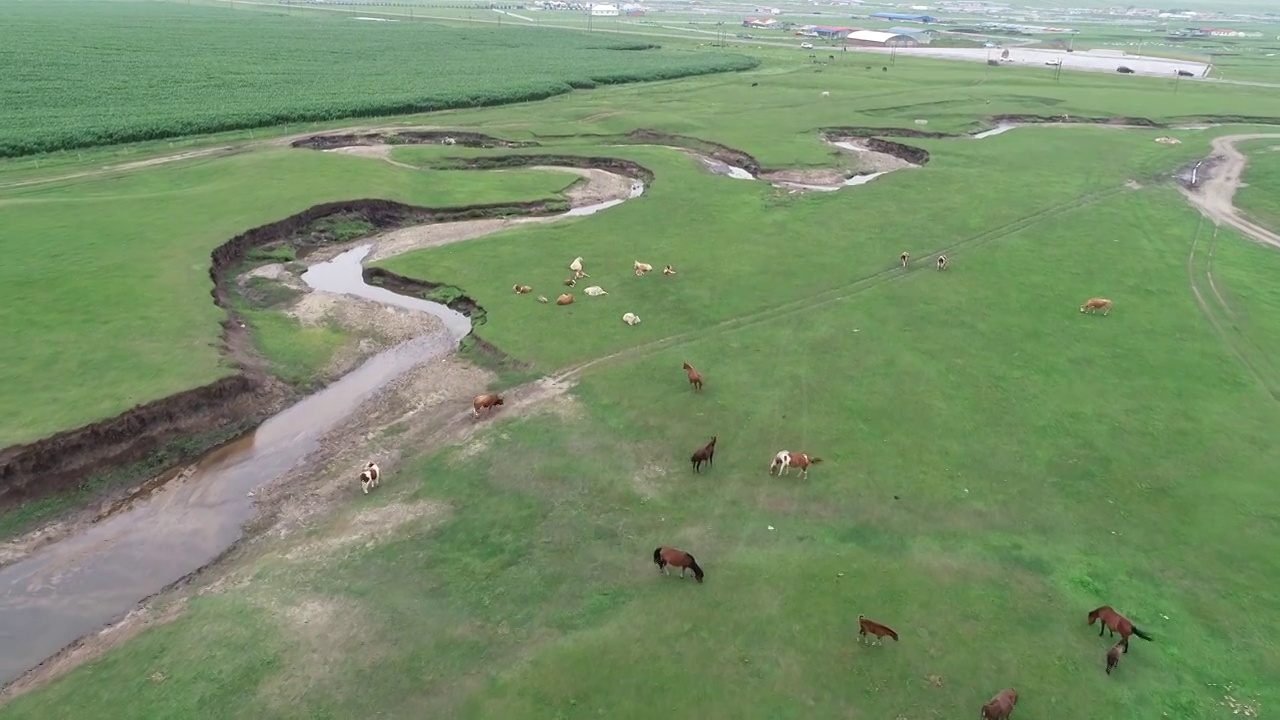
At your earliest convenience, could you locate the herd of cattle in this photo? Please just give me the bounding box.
[355,250,1123,718]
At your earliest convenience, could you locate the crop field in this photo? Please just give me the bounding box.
[1237,138,1280,229]
[0,0,755,157]
[5,6,1280,717]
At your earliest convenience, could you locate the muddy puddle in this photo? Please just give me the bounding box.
[0,164,645,688]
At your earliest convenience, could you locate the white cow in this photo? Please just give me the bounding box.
[584,286,608,296]
[622,312,642,326]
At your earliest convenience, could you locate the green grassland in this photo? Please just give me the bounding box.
[0,0,756,157]
[0,152,580,446]
[6,179,1280,717]
[1236,138,1280,230]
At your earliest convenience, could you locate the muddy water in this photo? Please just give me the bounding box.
[0,170,646,687]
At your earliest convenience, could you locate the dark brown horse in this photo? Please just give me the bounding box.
[1088,605,1153,652]
[858,615,899,644]
[682,362,703,392]
[653,546,705,583]
[691,436,717,473]
[1106,641,1124,675]
[981,688,1018,719]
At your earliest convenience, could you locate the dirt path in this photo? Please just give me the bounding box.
[1180,133,1280,250]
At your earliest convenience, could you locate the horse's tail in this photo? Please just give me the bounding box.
[886,627,899,641]
[1131,626,1154,642]
[686,555,705,582]
[653,547,664,566]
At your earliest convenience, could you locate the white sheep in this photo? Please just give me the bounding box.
[821,91,830,98]
[584,286,608,297]
[634,261,653,276]
[622,312,641,326]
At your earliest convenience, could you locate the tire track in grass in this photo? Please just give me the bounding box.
[1186,218,1280,400]
[556,182,1131,381]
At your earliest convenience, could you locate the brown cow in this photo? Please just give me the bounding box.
[472,393,505,419]
[1080,298,1113,316]
[556,293,575,306]
[980,688,1018,719]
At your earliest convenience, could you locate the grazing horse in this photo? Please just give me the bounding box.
[771,451,822,479]
[663,265,677,276]
[1088,606,1153,652]
[691,436,717,472]
[653,546,705,583]
[634,261,654,276]
[472,393,505,419]
[937,255,949,271]
[1106,641,1124,675]
[359,462,381,494]
[900,251,910,268]
[858,615,899,644]
[1080,297,1113,315]
[556,293,575,306]
[981,688,1018,720]
[513,284,532,294]
[682,362,703,392]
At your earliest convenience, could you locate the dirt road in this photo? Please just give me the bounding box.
[1181,134,1280,249]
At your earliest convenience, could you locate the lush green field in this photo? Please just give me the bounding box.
[0,152,579,445]
[1237,138,1280,230]
[7,178,1280,718]
[0,0,755,157]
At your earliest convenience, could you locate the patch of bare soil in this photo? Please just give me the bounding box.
[829,138,922,172]
[530,165,632,206]
[320,144,419,171]
[759,168,847,185]
[1181,133,1280,251]
[280,500,451,561]
[288,291,442,378]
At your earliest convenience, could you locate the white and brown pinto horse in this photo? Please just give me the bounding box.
[769,450,823,479]
[359,462,381,494]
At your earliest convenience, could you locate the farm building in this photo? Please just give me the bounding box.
[870,11,936,23]
[887,26,935,43]
[589,3,619,15]
[845,29,919,47]
[813,25,859,39]
[743,17,781,29]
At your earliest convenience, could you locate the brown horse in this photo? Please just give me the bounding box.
[980,688,1018,719]
[653,546,705,583]
[1088,605,1153,652]
[1085,599,1157,650]
[682,362,703,392]
[858,615,899,644]
[1080,297,1113,315]
[1106,641,1124,675]
[691,436,717,473]
[472,393,505,419]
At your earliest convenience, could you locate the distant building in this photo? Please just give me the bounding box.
[887,26,934,42]
[589,3,619,15]
[869,11,936,23]
[845,29,919,46]
[813,25,859,39]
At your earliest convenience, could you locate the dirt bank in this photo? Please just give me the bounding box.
[291,130,539,151]
[1180,133,1280,251]
[624,128,762,175]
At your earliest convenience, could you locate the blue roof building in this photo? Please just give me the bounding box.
[870,11,937,23]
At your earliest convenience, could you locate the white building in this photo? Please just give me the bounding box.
[590,3,619,15]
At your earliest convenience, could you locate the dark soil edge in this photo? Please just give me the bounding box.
[290,130,540,150]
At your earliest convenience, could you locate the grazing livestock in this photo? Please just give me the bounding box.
[472,393,504,419]
[537,295,548,304]
[569,256,584,273]
[1088,606,1153,653]
[622,312,642,326]
[513,284,533,294]
[663,265,677,275]
[771,451,822,479]
[751,82,759,87]
[882,66,888,72]
[574,268,590,280]
[1080,297,1113,315]
[359,462,381,495]
[821,91,830,98]
[981,688,1018,720]
[653,546,705,583]
[563,278,576,287]
[634,261,654,276]
[441,136,457,146]
[691,435,717,472]
[682,362,703,392]
[584,286,608,296]
[556,293,575,306]
[1106,641,1124,675]
[858,615,899,645]
[937,255,949,271]
[900,251,910,268]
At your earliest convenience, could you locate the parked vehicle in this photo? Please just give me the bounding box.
[1116,65,1135,74]
[1177,69,1194,77]
[800,42,814,49]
